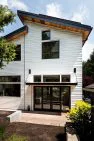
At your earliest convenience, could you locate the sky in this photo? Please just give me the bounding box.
[0,0,94,61]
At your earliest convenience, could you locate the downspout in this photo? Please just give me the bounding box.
[24,34,25,110]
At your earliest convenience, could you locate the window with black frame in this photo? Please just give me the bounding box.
[42,30,50,40]
[34,75,41,82]
[61,75,70,82]
[0,76,20,82]
[0,76,20,97]
[42,41,59,59]
[43,75,60,82]
[14,45,21,61]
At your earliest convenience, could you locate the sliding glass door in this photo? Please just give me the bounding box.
[34,86,70,111]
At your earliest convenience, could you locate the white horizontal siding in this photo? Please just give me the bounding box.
[24,22,82,108]
[0,36,25,109]
[0,21,83,109]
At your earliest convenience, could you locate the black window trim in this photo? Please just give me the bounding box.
[42,40,60,59]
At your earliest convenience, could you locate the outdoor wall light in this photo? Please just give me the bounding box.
[29,69,31,74]
[74,68,76,73]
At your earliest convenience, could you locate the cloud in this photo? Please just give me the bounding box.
[9,0,28,11]
[0,0,8,6]
[0,32,4,37]
[71,5,89,23]
[46,2,63,18]
[82,41,94,61]
[0,0,29,11]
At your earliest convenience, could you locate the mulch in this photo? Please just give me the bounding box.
[0,111,66,141]
[0,111,13,118]
[5,122,66,141]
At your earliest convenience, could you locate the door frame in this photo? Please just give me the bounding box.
[34,86,70,112]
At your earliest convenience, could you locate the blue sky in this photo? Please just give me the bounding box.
[0,0,94,61]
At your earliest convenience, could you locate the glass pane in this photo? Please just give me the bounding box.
[0,76,20,82]
[52,87,60,110]
[43,87,50,109]
[34,75,41,82]
[0,84,20,97]
[34,87,42,109]
[61,87,70,111]
[42,41,59,59]
[14,45,21,61]
[62,75,70,82]
[43,75,60,82]
[42,30,50,40]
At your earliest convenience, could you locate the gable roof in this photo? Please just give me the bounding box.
[4,25,28,40]
[17,10,92,45]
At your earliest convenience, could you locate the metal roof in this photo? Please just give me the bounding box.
[4,25,28,39]
[17,10,92,31]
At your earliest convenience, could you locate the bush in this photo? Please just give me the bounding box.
[6,134,28,141]
[69,100,92,140]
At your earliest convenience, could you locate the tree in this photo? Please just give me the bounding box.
[0,5,16,68]
[83,50,94,87]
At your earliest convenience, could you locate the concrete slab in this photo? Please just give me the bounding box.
[19,112,68,127]
[0,96,21,110]
[7,110,22,122]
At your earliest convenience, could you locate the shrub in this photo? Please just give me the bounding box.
[69,100,92,139]
[6,134,28,141]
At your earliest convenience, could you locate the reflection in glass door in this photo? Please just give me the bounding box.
[52,87,60,110]
[34,86,70,111]
[34,87,42,110]
[61,87,70,111]
[43,87,50,110]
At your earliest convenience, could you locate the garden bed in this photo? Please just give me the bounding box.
[4,122,66,141]
[0,111,13,118]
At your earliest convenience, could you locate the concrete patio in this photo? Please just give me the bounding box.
[19,112,68,127]
[0,96,21,110]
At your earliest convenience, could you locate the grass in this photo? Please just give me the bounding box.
[6,134,28,141]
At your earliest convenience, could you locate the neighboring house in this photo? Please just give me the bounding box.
[83,83,94,102]
[0,10,92,112]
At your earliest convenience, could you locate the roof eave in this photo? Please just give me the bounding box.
[4,25,28,41]
[17,10,92,45]
[82,27,93,46]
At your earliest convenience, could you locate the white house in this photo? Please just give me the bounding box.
[0,10,92,112]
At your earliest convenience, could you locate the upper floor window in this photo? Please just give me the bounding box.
[14,45,21,61]
[61,75,70,82]
[42,30,50,40]
[42,41,59,59]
